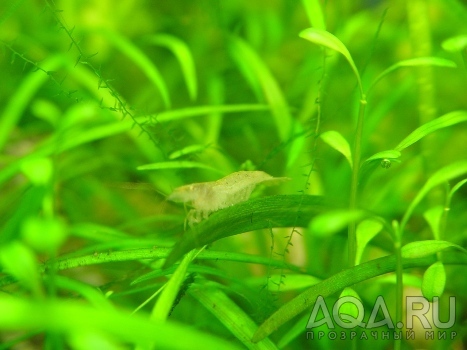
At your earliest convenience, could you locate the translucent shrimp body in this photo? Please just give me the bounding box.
[167,171,289,227]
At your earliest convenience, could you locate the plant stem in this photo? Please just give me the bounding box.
[394,228,403,350]
[348,95,367,268]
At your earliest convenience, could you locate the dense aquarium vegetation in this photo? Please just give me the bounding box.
[1,0,467,349]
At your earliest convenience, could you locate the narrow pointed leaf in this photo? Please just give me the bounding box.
[369,57,456,93]
[356,219,383,265]
[229,37,292,142]
[145,34,198,101]
[190,282,278,350]
[423,206,443,240]
[401,240,467,259]
[320,130,353,168]
[100,28,171,108]
[137,161,224,174]
[401,160,467,228]
[395,111,467,152]
[299,28,362,95]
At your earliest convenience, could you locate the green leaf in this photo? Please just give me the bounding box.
[362,150,401,164]
[319,130,353,168]
[299,28,362,96]
[68,329,122,350]
[355,219,383,265]
[99,28,170,108]
[190,281,278,350]
[229,37,292,142]
[0,55,63,152]
[394,111,467,152]
[0,296,243,350]
[144,34,198,101]
[401,240,467,259]
[21,216,68,254]
[163,195,327,268]
[422,261,446,302]
[0,242,43,297]
[152,249,199,322]
[449,178,467,202]
[252,250,467,342]
[423,206,443,240]
[286,121,307,169]
[401,160,467,229]
[168,144,210,160]
[146,104,270,123]
[442,35,467,53]
[309,210,366,237]
[359,150,402,187]
[20,157,53,185]
[247,274,321,292]
[301,0,326,30]
[369,57,456,94]
[137,161,224,174]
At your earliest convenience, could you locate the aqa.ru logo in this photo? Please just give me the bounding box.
[306,295,456,330]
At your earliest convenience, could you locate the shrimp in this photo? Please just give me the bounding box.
[167,171,289,228]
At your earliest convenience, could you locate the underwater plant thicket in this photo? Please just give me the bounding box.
[0,0,467,349]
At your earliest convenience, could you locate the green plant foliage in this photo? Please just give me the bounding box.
[1,0,467,349]
[421,261,446,302]
[319,130,353,168]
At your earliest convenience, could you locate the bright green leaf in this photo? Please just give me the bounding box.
[301,0,326,30]
[369,57,456,94]
[442,35,467,53]
[401,240,466,259]
[68,329,123,350]
[395,111,467,152]
[247,274,321,292]
[0,242,43,297]
[309,210,366,237]
[20,157,53,185]
[152,249,199,322]
[147,104,270,123]
[0,55,63,152]
[320,130,353,168]
[356,219,383,265]
[145,34,198,101]
[449,178,467,202]
[286,121,307,169]
[229,37,292,142]
[99,28,171,108]
[190,281,278,350]
[21,216,68,254]
[402,160,467,229]
[299,28,362,96]
[422,261,446,302]
[423,206,443,240]
[0,296,242,350]
[168,144,210,160]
